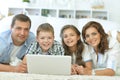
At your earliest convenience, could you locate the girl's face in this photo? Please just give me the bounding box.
[85,27,101,49]
[63,28,80,49]
[37,31,54,52]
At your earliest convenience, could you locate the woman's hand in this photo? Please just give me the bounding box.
[71,64,78,75]
[75,65,84,75]
[75,65,92,75]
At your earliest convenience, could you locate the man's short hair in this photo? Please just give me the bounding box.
[11,14,31,29]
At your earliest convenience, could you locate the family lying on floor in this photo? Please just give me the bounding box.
[0,14,120,76]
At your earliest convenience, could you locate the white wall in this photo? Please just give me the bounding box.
[75,0,120,24]
[104,0,120,24]
[0,0,120,25]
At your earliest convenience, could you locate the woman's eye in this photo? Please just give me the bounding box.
[85,35,89,38]
[92,32,97,36]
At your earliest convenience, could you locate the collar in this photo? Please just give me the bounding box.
[8,32,27,47]
[88,45,96,54]
[47,41,56,55]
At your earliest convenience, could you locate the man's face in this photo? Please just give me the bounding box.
[11,20,30,46]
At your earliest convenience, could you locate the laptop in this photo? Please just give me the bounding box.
[26,54,71,75]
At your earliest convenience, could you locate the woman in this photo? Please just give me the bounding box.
[60,25,92,75]
[82,21,120,76]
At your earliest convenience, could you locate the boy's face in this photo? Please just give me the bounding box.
[36,31,54,52]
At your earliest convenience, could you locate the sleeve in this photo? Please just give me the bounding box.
[53,40,64,55]
[106,38,120,71]
[28,31,35,42]
[58,44,64,55]
[82,45,92,62]
[0,38,6,56]
[26,41,37,54]
[0,37,8,63]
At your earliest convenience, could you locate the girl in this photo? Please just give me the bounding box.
[60,25,92,75]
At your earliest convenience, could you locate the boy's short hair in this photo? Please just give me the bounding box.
[36,23,54,36]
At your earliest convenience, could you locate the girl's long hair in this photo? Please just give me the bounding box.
[60,25,85,67]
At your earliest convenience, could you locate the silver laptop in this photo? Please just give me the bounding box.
[26,54,71,75]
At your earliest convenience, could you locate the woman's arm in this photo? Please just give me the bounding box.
[93,69,115,76]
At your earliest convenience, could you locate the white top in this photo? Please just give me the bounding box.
[10,45,22,66]
[88,37,120,74]
[71,44,92,64]
[82,44,92,62]
[72,53,76,64]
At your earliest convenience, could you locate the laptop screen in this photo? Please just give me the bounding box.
[26,54,71,75]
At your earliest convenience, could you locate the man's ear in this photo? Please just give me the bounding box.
[117,31,120,43]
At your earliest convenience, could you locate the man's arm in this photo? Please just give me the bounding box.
[0,62,27,73]
[0,63,16,72]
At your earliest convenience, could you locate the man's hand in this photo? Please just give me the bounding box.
[12,62,27,73]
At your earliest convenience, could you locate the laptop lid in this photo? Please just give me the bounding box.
[26,54,71,75]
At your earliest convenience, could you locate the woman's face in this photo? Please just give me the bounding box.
[62,28,80,49]
[85,27,101,49]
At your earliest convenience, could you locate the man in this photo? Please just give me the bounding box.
[0,14,35,72]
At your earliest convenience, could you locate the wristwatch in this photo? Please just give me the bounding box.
[92,69,96,75]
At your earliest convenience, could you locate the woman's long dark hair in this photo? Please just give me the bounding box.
[82,21,109,54]
[60,25,85,67]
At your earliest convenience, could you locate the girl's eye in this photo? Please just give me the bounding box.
[63,35,68,38]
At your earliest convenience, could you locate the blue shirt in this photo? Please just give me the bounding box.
[0,30,35,64]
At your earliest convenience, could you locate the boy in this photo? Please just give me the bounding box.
[25,23,64,55]
[23,23,64,72]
